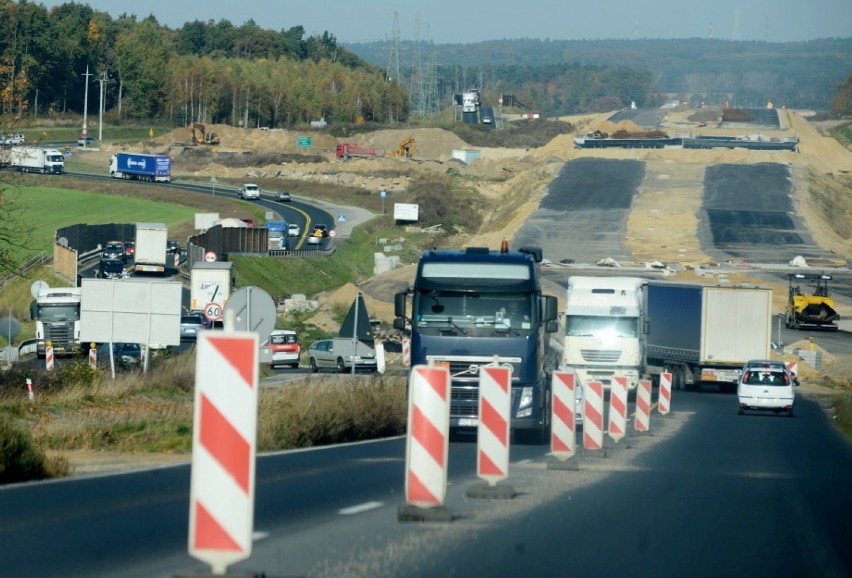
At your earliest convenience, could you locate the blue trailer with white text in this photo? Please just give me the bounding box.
[394,244,560,443]
[109,152,171,182]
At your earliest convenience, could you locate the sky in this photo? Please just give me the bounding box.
[36,0,852,44]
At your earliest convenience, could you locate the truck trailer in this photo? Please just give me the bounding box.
[109,152,171,182]
[190,261,233,313]
[3,146,65,174]
[394,243,560,443]
[645,282,772,392]
[562,276,645,392]
[133,223,168,273]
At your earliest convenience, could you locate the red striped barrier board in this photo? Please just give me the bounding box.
[550,371,577,461]
[634,379,652,432]
[583,380,604,450]
[477,365,511,485]
[404,365,450,508]
[608,376,628,442]
[189,331,259,574]
[658,372,672,415]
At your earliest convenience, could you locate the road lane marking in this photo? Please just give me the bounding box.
[338,501,384,515]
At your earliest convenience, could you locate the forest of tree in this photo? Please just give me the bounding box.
[1,1,849,127]
[0,0,408,126]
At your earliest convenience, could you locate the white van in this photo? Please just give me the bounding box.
[737,367,796,417]
[240,183,260,200]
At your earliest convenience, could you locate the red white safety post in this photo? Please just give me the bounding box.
[189,331,259,574]
[658,371,672,415]
[583,380,605,450]
[608,376,628,443]
[634,379,653,432]
[402,337,411,367]
[476,364,511,486]
[550,370,577,461]
[403,365,450,509]
[88,343,97,369]
[45,342,54,372]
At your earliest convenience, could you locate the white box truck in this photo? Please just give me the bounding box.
[133,223,168,273]
[5,146,65,174]
[190,262,233,313]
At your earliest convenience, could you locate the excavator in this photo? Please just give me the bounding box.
[389,136,414,159]
[188,122,220,145]
[786,273,840,330]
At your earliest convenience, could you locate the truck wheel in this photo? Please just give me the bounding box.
[309,358,318,373]
[290,362,299,369]
[337,358,346,373]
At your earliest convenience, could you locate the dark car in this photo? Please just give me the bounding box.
[167,240,181,254]
[102,243,126,263]
[97,342,142,370]
[98,258,126,279]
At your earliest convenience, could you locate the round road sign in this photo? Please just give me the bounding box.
[204,251,217,263]
[204,302,224,322]
[329,230,336,238]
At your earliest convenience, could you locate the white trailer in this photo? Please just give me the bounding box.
[190,262,233,313]
[561,276,645,391]
[5,146,64,174]
[134,223,168,273]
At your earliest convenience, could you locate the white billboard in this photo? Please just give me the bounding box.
[80,278,181,346]
[393,203,419,222]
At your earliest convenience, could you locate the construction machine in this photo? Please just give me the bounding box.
[189,122,220,145]
[786,273,840,330]
[389,137,414,159]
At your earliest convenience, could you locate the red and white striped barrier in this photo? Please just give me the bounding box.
[404,365,450,508]
[550,371,577,461]
[634,379,652,432]
[477,365,511,486]
[583,380,604,450]
[402,338,411,367]
[189,332,259,575]
[658,371,672,415]
[45,343,54,372]
[785,361,798,379]
[608,376,628,443]
[26,378,34,401]
[88,345,97,369]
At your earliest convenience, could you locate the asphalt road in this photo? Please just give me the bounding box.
[2,386,850,577]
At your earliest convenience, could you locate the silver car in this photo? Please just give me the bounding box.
[308,338,377,373]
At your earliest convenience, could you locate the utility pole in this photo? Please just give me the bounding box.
[80,65,93,145]
[96,71,109,143]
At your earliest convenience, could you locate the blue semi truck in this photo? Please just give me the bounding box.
[109,152,171,182]
[394,244,560,443]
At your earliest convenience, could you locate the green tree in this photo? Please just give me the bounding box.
[830,75,852,117]
[114,21,170,118]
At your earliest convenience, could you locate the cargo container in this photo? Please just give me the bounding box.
[134,223,168,273]
[2,146,64,174]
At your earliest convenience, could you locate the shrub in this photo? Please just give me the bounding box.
[0,416,69,484]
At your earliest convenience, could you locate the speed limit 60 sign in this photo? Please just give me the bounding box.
[204,302,223,322]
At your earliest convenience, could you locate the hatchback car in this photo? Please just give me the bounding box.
[275,191,291,202]
[263,330,300,368]
[167,240,181,254]
[308,338,377,373]
[737,367,796,417]
[97,342,142,370]
[180,314,206,340]
[287,223,301,237]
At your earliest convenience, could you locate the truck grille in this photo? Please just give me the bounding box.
[451,387,518,418]
[45,324,72,342]
[580,349,621,363]
[426,355,521,382]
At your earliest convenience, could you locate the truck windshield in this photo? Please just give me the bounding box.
[37,304,80,322]
[414,291,533,330]
[566,315,638,338]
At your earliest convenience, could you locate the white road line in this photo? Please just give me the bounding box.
[338,501,384,515]
[253,531,270,541]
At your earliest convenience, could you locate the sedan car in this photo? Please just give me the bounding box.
[275,190,291,202]
[97,342,142,370]
[287,223,301,237]
[737,367,796,417]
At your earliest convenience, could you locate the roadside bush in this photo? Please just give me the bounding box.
[409,172,484,234]
[0,416,69,484]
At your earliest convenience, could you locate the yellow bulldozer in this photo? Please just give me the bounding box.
[786,273,839,330]
[389,136,414,159]
[189,122,220,145]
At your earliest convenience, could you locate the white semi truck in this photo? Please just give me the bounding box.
[3,146,65,174]
[561,276,645,392]
[30,287,82,358]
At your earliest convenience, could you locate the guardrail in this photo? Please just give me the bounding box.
[0,251,50,290]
